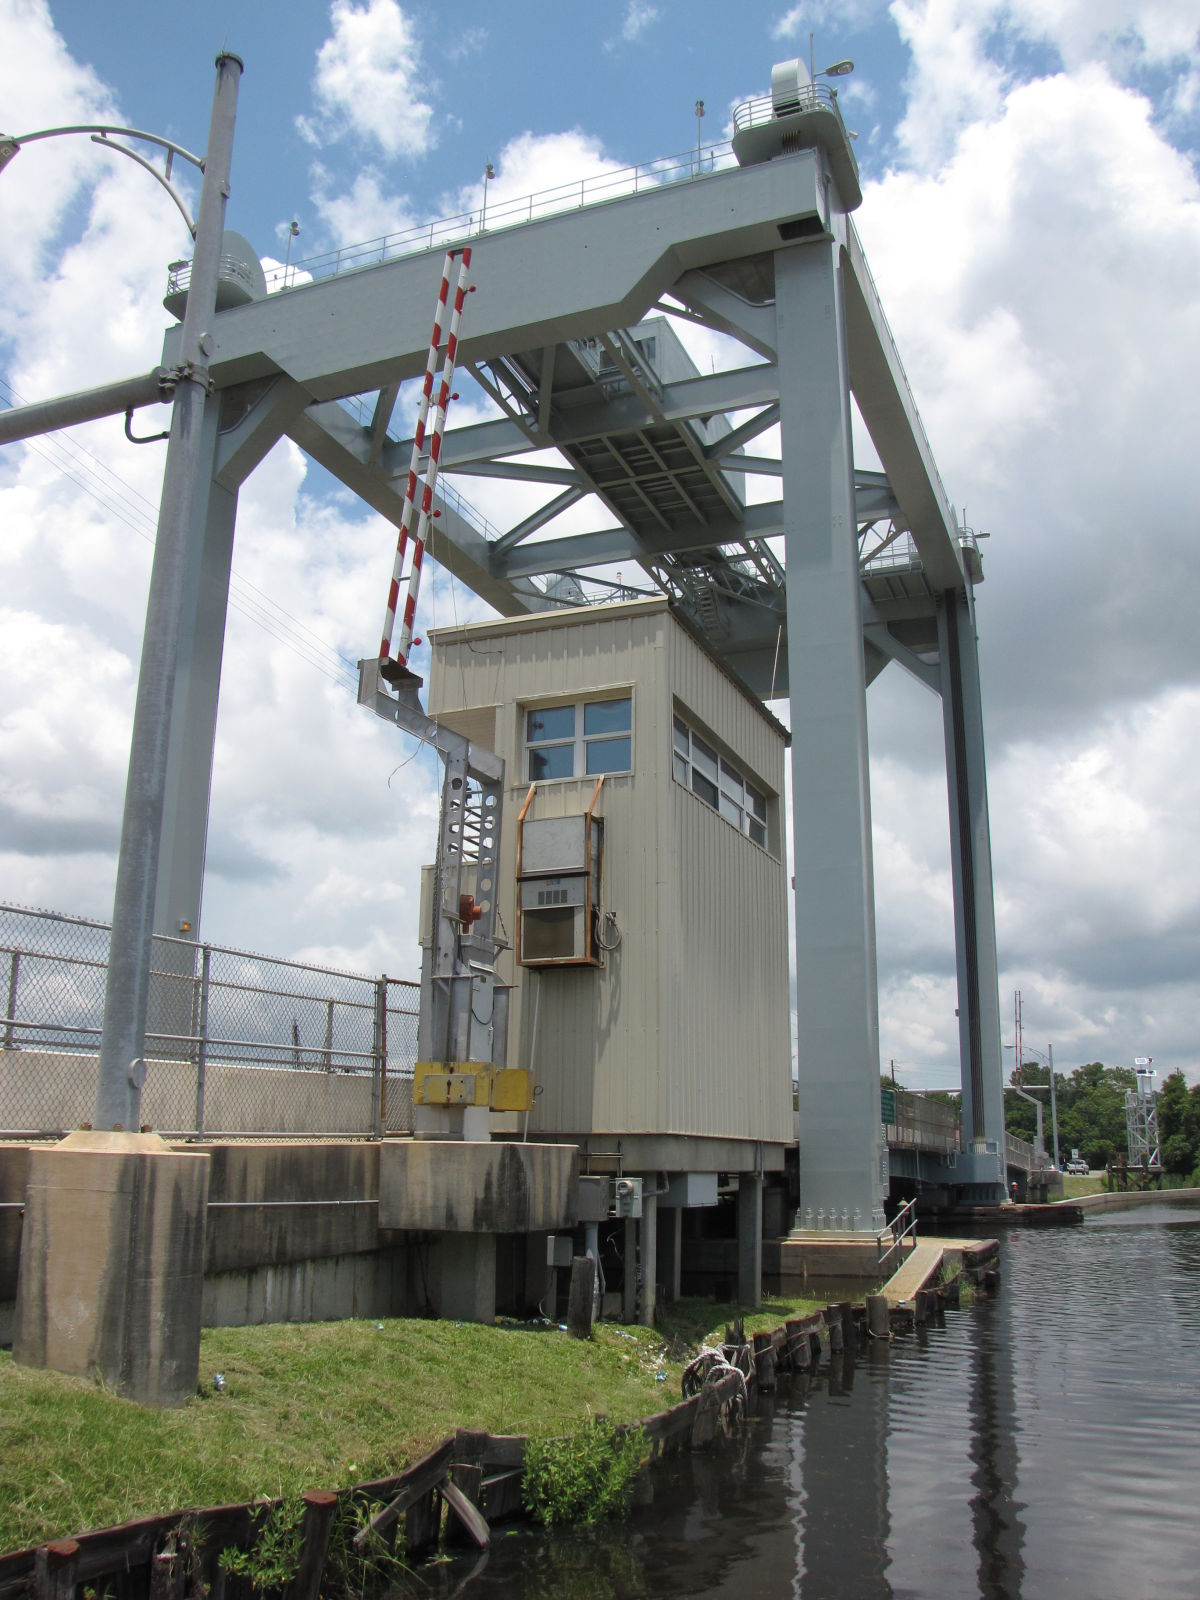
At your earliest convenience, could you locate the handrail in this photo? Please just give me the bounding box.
[731,82,846,136]
[877,1196,919,1275]
[239,140,732,298]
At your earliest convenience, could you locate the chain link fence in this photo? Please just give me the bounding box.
[0,902,419,1139]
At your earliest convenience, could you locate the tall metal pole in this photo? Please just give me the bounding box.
[1049,1041,1060,1170]
[94,52,243,1130]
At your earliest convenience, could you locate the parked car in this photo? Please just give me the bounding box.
[1066,1159,1089,1175]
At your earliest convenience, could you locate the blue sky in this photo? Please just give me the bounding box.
[2,0,1199,1088]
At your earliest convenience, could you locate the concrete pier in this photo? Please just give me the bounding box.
[13,1131,209,1407]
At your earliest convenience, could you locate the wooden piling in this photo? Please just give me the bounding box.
[290,1492,337,1600]
[34,1541,80,1600]
[752,1331,777,1392]
[838,1301,855,1348]
[824,1307,843,1354]
[866,1294,890,1339]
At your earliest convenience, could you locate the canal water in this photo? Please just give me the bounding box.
[419,1200,1200,1599]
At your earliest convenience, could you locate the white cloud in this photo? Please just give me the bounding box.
[622,3,660,42]
[856,6,1200,1080]
[309,163,418,247]
[302,0,435,160]
[774,1,884,39]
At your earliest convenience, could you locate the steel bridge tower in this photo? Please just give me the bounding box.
[1,57,1010,1220]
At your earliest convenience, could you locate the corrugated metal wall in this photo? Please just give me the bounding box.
[427,599,791,1150]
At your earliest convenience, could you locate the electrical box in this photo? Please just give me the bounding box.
[613,1176,643,1218]
[517,810,604,967]
[546,1234,574,1269]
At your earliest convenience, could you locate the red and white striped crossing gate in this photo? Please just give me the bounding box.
[378,247,474,668]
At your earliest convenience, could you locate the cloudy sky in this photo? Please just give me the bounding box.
[1,0,1198,1088]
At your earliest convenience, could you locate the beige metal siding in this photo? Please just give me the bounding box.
[426,599,791,1149]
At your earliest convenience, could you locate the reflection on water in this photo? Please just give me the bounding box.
[410,1202,1200,1600]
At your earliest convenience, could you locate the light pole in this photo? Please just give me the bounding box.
[1,54,244,1131]
[1004,1037,1060,1170]
[283,218,299,284]
[481,161,495,231]
[695,100,705,171]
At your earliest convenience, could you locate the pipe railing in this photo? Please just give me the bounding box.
[877,1196,919,1276]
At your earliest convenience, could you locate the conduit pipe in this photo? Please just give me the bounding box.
[0,367,176,445]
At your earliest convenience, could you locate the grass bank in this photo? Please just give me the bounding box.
[0,1296,821,1556]
[1060,1174,1109,1199]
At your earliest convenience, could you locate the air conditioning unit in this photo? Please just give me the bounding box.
[517,811,604,968]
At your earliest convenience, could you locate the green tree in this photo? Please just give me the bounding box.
[1040,1061,1135,1169]
[1157,1070,1199,1176]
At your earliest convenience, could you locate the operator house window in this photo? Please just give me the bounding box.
[673,715,768,848]
[526,696,632,781]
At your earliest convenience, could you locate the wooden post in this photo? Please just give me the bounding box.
[567,1255,596,1338]
[405,1490,441,1559]
[752,1331,777,1392]
[444,1465,487,1549]
[866,1294,889,1339]
[838,1301,855,1349]
[34,1541,80,1600]
[290,1491,337,1600]
[824,1306,843,1353]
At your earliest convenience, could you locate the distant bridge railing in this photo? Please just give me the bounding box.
[0,902,418,1140]
[1005,1130,1038,1173]
[886,1087,961,1155]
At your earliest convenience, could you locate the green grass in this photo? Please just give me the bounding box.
[0,1294,823,1557]
[1060,1174,1108,1198]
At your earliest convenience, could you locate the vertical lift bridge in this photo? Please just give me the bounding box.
[0,57,1009,1218]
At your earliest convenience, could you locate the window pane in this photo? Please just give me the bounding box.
[673,717,689,755]
[749,819,767,848]
[527,705,574,744]
[585,736,631,775]
[720,762,743,802]
[719,793,741,826]
[584,697,631,735]
[692,735,717,781]
[692,770,718,808]
[529,744,575,780]
[748,786,767,821]
[673,752,689,785]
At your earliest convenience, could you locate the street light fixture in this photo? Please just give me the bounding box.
[1003,1038,1060,1170]
[809,32,855,85]
[481,161,495,231]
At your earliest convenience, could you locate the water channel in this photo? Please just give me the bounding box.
[416,1198,1200,1599]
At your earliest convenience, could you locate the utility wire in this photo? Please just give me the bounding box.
[0,376,360,692]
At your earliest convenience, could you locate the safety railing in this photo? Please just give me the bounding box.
[166,139,735,309]
[731,82,851,140]
[877,1196,919,1276]
[886,1087,961,1155]
[0,902,419,1140]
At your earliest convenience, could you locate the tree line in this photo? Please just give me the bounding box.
[1003,1060,1200,1179]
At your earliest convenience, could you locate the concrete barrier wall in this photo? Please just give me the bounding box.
[0,1049,414,1137]
[1,1138,575,1336]
[1069,1186,1200,1212]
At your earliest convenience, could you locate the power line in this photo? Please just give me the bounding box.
[0,375,360,692]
